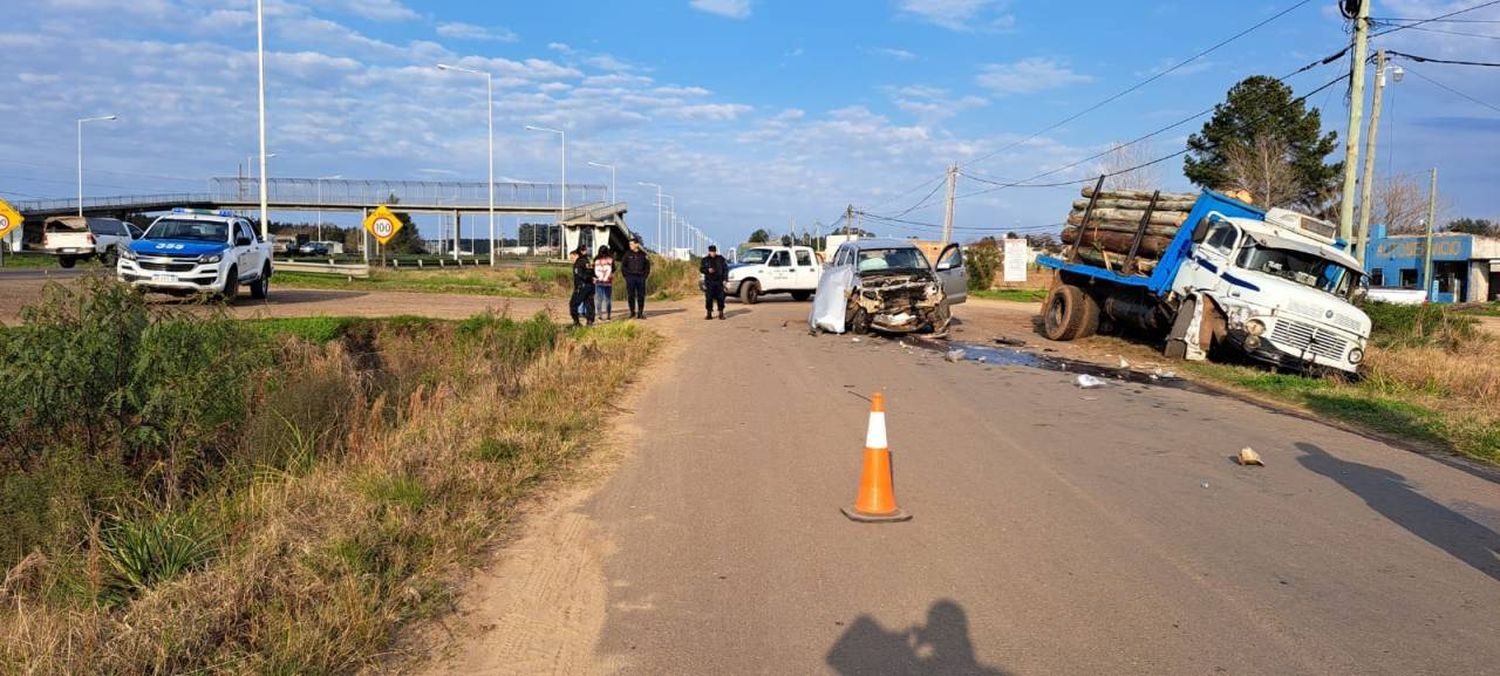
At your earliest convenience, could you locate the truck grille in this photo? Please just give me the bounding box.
[139,260,197,273]
[1271,319,1347,362]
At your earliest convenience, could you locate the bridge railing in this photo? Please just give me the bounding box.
[14,193,213,214]
[211,177,606,210]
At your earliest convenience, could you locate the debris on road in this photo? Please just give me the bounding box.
[1118,356,1131,369]
[994,336,1027,347]
[1236,447,1265,466]
[851,337,862,343]
[945,349,965,363]
[1075,374,1106,389]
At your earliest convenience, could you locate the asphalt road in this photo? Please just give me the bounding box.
[568,301,1500,675]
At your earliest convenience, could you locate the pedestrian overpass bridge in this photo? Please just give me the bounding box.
[10,177,636,256]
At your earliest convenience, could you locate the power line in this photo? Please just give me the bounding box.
[964,0,1317,171]
[1371,0,1500,37]
[1370,15,1500,24]
[1402,64,1500,114]
[1386,50,1500,67]
[1372,22,1500,41]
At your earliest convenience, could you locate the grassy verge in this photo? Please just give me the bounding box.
[0,278,657,672]
[276,255,704,302]
[1184,303,1499,465]
[972,288,1048,303]
[0,253,106,269]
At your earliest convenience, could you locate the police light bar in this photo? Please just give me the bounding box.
[169,207,236,217]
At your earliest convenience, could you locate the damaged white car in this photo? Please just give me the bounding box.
[810,239,967,335]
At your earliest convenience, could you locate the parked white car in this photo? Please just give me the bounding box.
[718,245,823,304]
[117,208,274,300]
[38,216,142,268]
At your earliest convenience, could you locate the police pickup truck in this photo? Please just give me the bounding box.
[117,208,274,300]
[721,245,823,304]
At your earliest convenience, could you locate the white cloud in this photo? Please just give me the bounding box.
[876,47,918,61]
[306,0,420,22]
[895,0,1014,31]
[658,103,753,122]
[690,0,752,19]
[885,85,987,124]
[976,58,1091,95]
[435,22,518,42]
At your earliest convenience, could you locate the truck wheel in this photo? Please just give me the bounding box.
[791,291,811,302]
[221,266,239,303]
[250,264,270,300]
[59,257,77,269]
[1042,285,1099,341]
[740,280,760,305]
[849,307,871,335]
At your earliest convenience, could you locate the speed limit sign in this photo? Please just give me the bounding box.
[0,199,21,239]
[363,205,403,245]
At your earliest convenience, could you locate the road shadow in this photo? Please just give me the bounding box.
[1295,442,1500,583]
[638,308,685,319]
[826,599,1011,675]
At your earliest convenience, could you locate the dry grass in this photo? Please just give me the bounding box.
[0,318,655,673]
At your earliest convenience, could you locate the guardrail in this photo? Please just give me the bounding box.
[275,261,371,278]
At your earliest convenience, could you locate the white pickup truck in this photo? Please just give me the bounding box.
[39,216,142,268]
[720,245,823,304]
[117,208,274,301]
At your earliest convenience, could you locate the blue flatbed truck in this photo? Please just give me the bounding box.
[1036,189,1371,375]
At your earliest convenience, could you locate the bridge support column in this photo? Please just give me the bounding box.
[453,210,461,261]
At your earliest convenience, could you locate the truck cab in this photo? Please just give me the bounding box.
[1174,208,1369,372]
[723,245,823,303]
[118,208,274,301]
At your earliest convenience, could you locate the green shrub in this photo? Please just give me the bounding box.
[1361,301,1479,349]
[966,241,1001,291]
[99,509,217,606]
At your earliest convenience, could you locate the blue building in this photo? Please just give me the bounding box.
[1364,224,1500,303]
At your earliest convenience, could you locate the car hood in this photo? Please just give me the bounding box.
[1232,268,1371,336]
[131,240,230,257]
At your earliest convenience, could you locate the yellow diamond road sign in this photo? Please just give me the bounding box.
[363,205,403,246]
[0,199,21,240]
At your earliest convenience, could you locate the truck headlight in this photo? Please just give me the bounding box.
[198,254,222,264]
[1246,319,1266,336]
[119,248,137,261]
[1348,348,1364,365]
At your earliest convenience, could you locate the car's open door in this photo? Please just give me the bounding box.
[934,243,967,305]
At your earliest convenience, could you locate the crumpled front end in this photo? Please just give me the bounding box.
[851,272,946,333]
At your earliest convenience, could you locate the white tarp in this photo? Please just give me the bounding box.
[810,265,855,333]
[1003,238,1029,283]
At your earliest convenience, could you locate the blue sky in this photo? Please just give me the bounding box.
[2,0,1496,245]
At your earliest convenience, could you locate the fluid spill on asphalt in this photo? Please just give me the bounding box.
[902,337,1217,395]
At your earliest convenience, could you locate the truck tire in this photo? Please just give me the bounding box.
[791,291,811,302]
[740,280,760,305]
[1042,285,1099,341]
[250,264,270,300]
[220,266,239,303]
[59,256,77,269]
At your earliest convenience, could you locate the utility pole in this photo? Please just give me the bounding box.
[845,205,854,237]
[1337,0,1372,244]
[1422,167,1438,300]
[942,163,958,244]
[1355,48,1391,264]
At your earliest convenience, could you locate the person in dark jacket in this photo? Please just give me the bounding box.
[620,237,652,319]
[700,245,730,320]
[569,245,596,327]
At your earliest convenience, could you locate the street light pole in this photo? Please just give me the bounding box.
[638,182,662,251]
[437,64,496,266]
[588,161,616,204]
[76,114,117,218]
[256,0,270,238]
[526,125,566,255]
[660,194,675,254]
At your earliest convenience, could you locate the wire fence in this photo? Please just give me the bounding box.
[209,177,606,210]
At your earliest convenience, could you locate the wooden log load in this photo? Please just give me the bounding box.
[1061,227,1172,258]
[1060,186,1201,271]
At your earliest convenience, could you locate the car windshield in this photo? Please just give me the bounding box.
[857,247,930,273]
[740,248,773,264]
[1236,243,1355,295]
[143,219,230,243]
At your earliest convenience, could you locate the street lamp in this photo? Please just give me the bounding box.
[255,0,270,238]
[525,125,566,255]
[76,114,117,217]
[638,181,662,251]
[587,161,616,204]
[316,174,341,242]
[660,194,675,254]
[437,63,497,266]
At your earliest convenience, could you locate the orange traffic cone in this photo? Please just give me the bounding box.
[841,392,912,523]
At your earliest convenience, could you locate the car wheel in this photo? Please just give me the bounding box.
[791,291,811,302]
[221,266,239,303]
[59,257,77,269]
[740,280,760,305]
[849,307,871,335]
[931,302,953,334]
[1041,284,1099,341]
[250,264,270,300]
